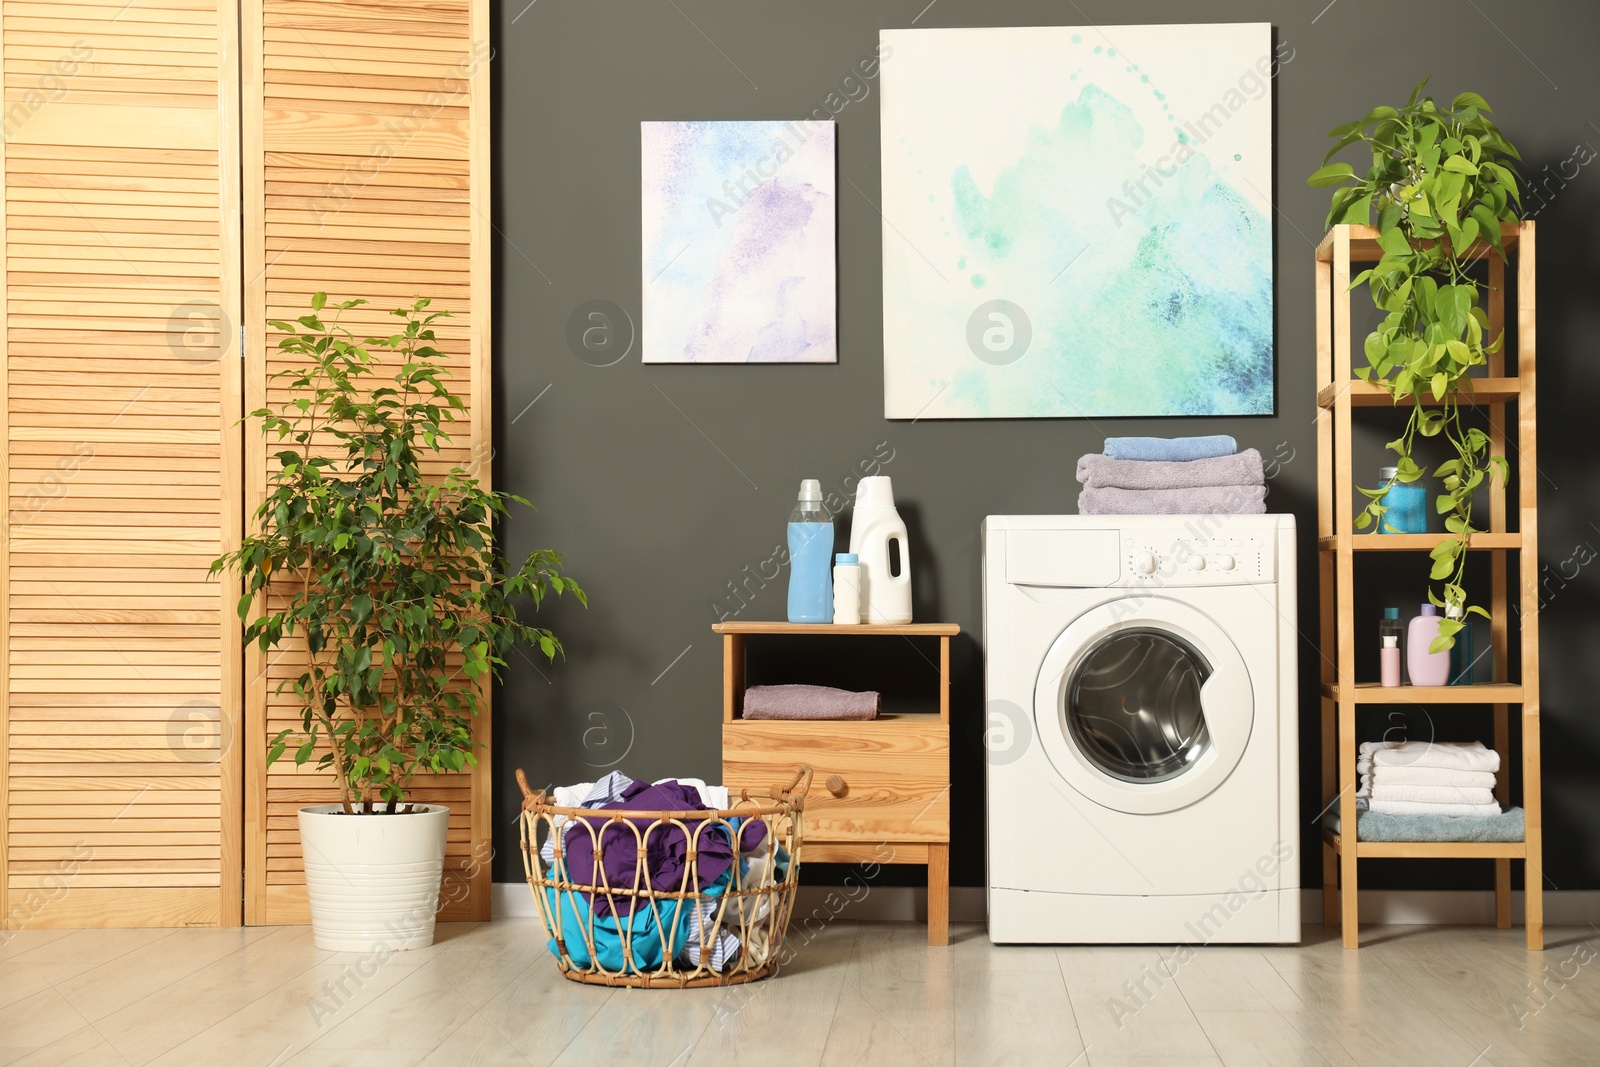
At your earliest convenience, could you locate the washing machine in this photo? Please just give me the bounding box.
[982,514,1299,944]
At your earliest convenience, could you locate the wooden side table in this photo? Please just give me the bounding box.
[713,621,956,946]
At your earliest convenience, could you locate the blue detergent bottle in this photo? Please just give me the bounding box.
[786,479,833,623]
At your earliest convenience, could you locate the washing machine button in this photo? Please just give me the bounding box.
[1134,550,1158,575]
[1216,554,1236,571]
[1188,555,1206,572]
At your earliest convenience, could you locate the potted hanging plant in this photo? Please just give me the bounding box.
[1306,77,1522,652]
[212,294,582,950]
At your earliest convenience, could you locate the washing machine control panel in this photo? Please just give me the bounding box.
[1122,530,1273,584]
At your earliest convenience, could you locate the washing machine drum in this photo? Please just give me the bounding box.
[1034,597,1254,815]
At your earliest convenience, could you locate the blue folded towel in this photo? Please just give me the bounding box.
[1323,806,1525,843]
[1104,435,1237,462]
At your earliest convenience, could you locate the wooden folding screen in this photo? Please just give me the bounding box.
[242,0,493,924]
[0,0,243,927]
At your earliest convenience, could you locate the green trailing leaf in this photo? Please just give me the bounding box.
[1311,80,1522,647]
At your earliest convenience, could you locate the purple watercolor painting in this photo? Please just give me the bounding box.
[642,120,837,363]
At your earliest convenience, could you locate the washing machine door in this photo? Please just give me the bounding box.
[1033,595,1253,815]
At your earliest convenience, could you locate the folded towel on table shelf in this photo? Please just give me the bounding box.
[1360,740,1500,773]
[1325,806,1525,842]
[1103,435,1238,462]
[1076,449,1265,490]
[1355,762,1496,789]
[742,684,880,721]
[1078,484,1267,515]
[1367,783,1498,805]
[1368,798,1503,817]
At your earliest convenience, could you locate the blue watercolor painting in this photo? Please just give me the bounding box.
[879,25,1276,418]
[642,120,836,363]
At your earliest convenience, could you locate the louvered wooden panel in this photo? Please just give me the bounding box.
[243,0,491,925]
[0,0,243,928]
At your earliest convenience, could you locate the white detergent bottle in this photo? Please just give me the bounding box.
[848,476,913,624]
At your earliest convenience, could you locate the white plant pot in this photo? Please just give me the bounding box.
[298,803,450,952]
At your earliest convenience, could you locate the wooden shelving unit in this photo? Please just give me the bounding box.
[713,621,956,946]
[1316,222,1541,950]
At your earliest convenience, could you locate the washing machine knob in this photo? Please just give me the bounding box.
[1188,555,1207,572]
[1134,550,1158,575]
[1216,553,1236,571]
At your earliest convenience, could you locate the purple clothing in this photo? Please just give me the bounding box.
[561,778,766,917]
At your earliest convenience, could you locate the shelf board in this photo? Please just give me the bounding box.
[1322,681,1524,704]
[1315,222,1521,264]
[713,621,959,636]
[1323,828,1526,859]
[1317,378,1522,409]
[1317,532,1521,552]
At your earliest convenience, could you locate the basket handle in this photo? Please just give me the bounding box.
[515,768,546,810]
[774,764,813,801]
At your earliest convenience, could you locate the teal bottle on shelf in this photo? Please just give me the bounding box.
[1379,465,1427,533]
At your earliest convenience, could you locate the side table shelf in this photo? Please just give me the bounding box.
[713,621,956,946]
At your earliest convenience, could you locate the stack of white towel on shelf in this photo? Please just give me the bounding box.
[1356,740,1502,817]
[1075,434,1268,515]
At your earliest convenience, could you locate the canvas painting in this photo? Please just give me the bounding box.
[879,24,1278,418]
[641,120,837,363]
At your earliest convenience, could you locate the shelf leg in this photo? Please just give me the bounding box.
[1494,702,1511,930]
[1338,698,1359,948]
[1322,843,1338,928]
[926,843,949,947]
[1524,709,1544,951]
[1320,694,1337,928]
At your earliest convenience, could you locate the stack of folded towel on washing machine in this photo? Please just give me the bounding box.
[1355,740,1503,817]
[1076,434,1267,515]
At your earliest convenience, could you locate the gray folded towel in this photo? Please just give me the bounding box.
[1078,485,1267,515]
[742,684,879,721]
[1076,449,1264,490]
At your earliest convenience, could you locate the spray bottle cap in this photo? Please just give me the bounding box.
[1382,635,1398,648]
[797,479,822,504]
[1382,607,1400,620]
[1420,603,1439,616]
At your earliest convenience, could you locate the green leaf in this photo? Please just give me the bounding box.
[1451,91,1491,113]
[1336,191,1373,225]
[1307,162,1357,188]
[1376,227,1411,256]
[1441,154,1479,175]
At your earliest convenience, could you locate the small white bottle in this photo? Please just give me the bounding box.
[832,553,861,625]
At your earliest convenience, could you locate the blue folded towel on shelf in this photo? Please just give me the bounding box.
[1323,806,1525,843]
[1103,435,1237,462]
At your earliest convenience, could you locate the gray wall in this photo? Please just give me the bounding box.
[490,0,1600,891]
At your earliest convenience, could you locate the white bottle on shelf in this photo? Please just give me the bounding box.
[847,476,912,624]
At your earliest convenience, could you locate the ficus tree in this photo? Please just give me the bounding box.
[212,295,583,813]
[1307,77,1521,652]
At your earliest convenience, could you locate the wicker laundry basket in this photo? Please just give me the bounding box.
[517,765,809,988]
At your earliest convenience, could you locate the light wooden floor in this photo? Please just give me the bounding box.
[0,920,1594,1065]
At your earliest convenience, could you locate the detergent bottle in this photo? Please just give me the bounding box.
[786,479,833,623]
[847,476,912,624]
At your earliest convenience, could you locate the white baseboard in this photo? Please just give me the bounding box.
[492,882,1600,928]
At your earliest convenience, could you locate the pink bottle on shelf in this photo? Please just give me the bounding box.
[1380,635,1402,687]
[1407,604,1451,687]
